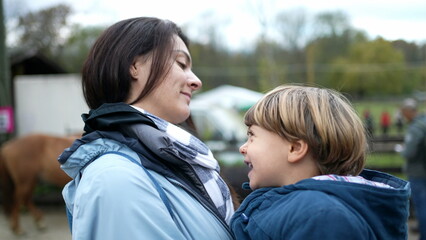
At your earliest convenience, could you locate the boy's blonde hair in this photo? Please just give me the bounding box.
[244,85,367,176]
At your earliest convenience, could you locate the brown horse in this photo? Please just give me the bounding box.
[0,133,77,235]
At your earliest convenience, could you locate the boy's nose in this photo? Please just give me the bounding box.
[239,143,247,155]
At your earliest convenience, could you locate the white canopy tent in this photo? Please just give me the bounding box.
[190,85,264,164]
[192,85,264,111]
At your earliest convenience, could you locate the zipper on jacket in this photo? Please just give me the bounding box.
[167,178,235,238]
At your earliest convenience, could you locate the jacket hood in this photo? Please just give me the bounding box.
[238,169,410,239]
[58,102,162,178]
[59,137,136,179]
[299,170,410,237]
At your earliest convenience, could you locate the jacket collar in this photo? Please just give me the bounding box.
[82,102,157,135]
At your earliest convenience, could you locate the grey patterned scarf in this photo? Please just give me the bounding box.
[128,106,235,223]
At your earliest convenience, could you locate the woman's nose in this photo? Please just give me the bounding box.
[188,71,202,91]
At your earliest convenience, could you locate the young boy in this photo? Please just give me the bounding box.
[231,85,410,239]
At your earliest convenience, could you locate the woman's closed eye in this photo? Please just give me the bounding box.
[177,61,188,69]
[173,49,192,70]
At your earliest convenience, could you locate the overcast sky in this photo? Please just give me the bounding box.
[5,0,426,50]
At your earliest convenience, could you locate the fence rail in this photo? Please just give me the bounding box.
[370,135,404,153]
[368,135,404,174]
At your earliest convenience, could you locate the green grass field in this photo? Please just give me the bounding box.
[366,153,404,167]
[366,153,406,179]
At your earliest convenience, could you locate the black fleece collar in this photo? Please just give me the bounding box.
[82,102,157,135]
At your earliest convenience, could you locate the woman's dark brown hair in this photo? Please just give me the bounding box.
[82,17,189,109]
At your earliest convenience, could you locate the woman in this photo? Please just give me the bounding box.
[58,17,235,240]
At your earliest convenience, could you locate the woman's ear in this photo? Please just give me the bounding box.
[288,140,309,163]
[130,63,138,79]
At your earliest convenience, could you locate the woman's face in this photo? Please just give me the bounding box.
[129,35,202,124]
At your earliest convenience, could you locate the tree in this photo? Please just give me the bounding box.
[392,40,422,62]
[275,8,308,52]
[275,8,308,84]
[13,4,72,59]
[186,12,235,91]
[328,38,406,97]
[314,11,350,38]
[0,0,12,142]
[0,0,10,106]
[391,40,426,92]
[305,11,368,86]
[252,38,288,91]
[309,11,365,64]
[57,24,105,73]
[246,0,282,90]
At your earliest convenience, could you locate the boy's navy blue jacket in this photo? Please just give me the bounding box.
[231,169,410,240]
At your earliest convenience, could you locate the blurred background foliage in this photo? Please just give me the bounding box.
[3,2,426,173]
[4,3,425,97]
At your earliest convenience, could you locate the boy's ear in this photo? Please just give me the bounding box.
[288,140,309,163]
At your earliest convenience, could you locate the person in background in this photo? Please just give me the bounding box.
[231,85,410,239]
[363,109,374,137]
[399,98,426,240]
[394,109,404,134]
[380,110,391,136]
[58,17,235,240]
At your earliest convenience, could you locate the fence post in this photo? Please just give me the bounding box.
[0,0,13,145]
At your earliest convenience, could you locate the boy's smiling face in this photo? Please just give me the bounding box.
[239,125,292,190]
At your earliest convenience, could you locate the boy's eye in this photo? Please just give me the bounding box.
[247,130,254,137]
